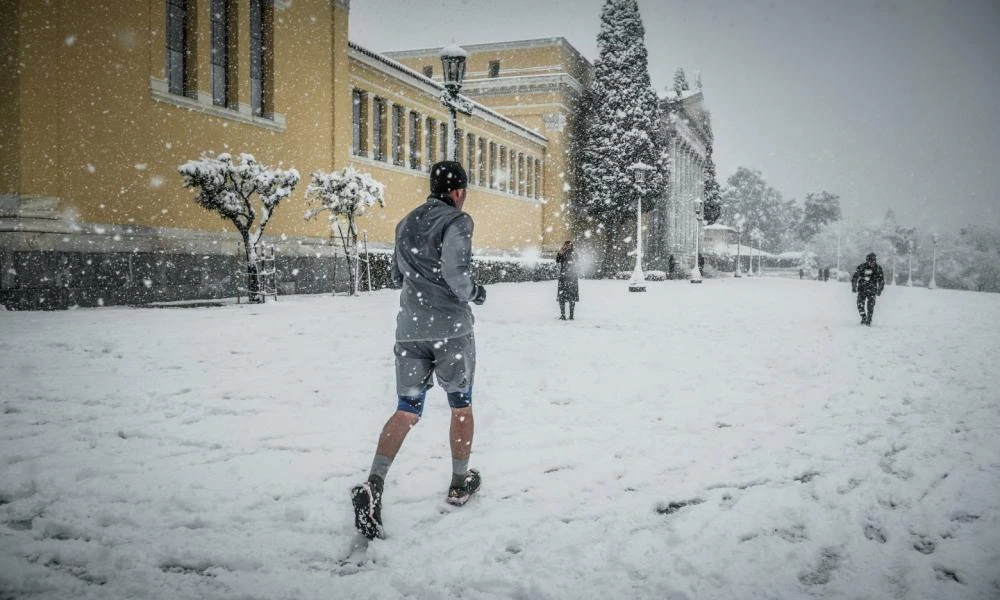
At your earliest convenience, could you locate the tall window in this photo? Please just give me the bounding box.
[409,111,421,170]
[249,0,273,118]
[518,153,525,196]
[498,146,507,192]
[466,133,476,185]
[166,0,195,97]
[526,157,533,198]
[425,117,436,171]
[488,142,497,188]
[352,90,368,156]
[536,158,543,199]
[488,60,500,78]
[373,97,387,161]
[509,148,516,193]
[210,0,237,107]
[392,104,404,166]
[439,122,448,162]
[478,138,487,186]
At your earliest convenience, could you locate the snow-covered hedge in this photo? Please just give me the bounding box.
[359,254,558,291]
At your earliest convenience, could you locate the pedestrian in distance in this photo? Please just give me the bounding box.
[851,252,885,326]
[555,240,579,320]
[351,161,486,540]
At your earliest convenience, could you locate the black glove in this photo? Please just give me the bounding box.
[471,284,487,305]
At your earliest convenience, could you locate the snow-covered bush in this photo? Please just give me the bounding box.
[304,166,385,295]
[178,152,299,303]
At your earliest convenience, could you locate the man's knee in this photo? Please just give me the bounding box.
[447,389,473,409]
[397,391,427,417]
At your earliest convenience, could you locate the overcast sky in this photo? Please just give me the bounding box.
[350,0,1000,233]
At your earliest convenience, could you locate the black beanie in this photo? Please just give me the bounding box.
[430,161,468,195]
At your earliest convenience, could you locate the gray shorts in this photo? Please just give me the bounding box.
[394,334,476,413]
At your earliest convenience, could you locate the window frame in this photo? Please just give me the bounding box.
[372,97,387,161]
[391,103,404,166]
[352,89,369,157]
[249,0,274,119]
[466,133,476,185]
[166,0,195,97]
[409,110,422,170]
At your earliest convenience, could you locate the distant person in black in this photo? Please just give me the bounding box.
[556,240,579,320]
[851,252,885,326]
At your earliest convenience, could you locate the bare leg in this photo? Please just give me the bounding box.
[450,406,474,460]
[374,410,420,461]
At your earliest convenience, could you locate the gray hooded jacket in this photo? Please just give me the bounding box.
[391,196,477,341]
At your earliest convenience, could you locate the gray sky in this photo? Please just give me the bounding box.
[350,0,1000,233]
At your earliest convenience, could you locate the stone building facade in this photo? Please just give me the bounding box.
[1,1,582,309]
[1,1,711,308]
[652,89,712,276]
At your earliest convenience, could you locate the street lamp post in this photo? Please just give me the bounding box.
[891,246,897,286]
[836,223,841,277]
[906,239,913,287]
[734,224,742,277]
[439,45,473,161]
[690,199,703,283]
[746,232,754,277]
[928,233,937,289]
[627,162,654,293]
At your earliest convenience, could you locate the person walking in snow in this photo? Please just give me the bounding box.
[851,252,885,326]
[351,161,486,540]
[556,240,580,320]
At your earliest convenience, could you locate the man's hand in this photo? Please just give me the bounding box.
[472,284,487,305]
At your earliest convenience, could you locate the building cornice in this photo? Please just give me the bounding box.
[385,37,591,68]
[461,73,584,96]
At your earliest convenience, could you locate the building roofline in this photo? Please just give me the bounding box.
[348,42,547,144]
[383,37,592,68]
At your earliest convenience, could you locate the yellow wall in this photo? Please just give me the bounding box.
[6,0,349,239]
[4,4,573,256]
[348,53,547,251]
[389,39,589,252]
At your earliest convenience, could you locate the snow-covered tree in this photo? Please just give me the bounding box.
[702,143,722,225]
[673,68,690,96]
[577,0,665,275]
[797,191,841,241]
[719,167,799,252]
[304,166,385,296]
[178,152,299,303]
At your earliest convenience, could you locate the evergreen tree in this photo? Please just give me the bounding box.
[703,143,722,225]
[673,68,690,96]
[577,0,665,276]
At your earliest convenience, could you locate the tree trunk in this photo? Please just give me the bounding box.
[335,220,357,296]
[600,219,625,278]
[241,230,263,303]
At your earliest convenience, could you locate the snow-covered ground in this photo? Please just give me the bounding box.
[2,277,998,600]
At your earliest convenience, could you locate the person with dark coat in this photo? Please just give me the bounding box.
[351,161,485,540]
[555,240,579,320]
[851,252,885,326]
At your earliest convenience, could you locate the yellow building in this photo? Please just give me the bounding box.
[0,1,588,308]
